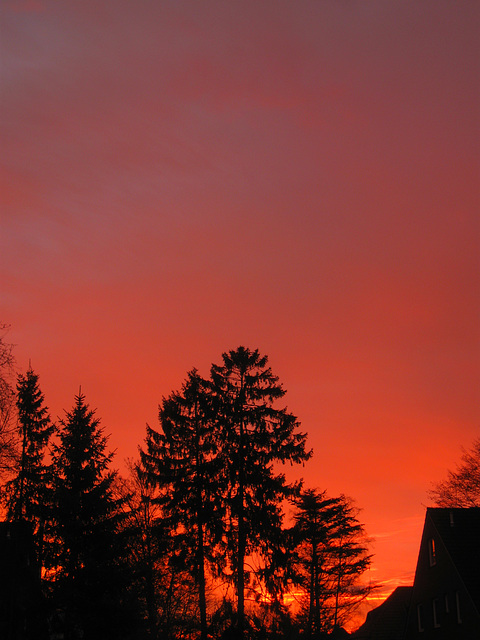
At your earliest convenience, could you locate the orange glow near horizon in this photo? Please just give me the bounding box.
[1,0,479,631]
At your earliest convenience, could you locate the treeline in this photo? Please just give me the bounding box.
[0,336,373,640]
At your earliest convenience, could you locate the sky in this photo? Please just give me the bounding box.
[1,0,479,622]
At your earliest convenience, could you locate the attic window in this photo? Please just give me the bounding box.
[417,604,424,632]
[456,592,462,624]
[428,537,436,566]
[433,598,440,628]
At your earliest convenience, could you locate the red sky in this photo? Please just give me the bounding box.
[1,0,479,617]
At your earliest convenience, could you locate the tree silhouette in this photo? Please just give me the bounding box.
[0,323,18,478]
[327,495,372,630]
[47,392,136,640]
[115,459,199,640]
[291,490,340,636]
[429,436,480,507]
[115,460,164,638]
[210,346,311,638]
[0,335,381,637]
[6,366,53,567]
[142,369,222,640]
[290,489,372,636]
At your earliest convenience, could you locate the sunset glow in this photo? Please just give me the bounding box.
[1,0,479,629]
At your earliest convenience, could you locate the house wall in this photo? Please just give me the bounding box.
[404,512,480,639]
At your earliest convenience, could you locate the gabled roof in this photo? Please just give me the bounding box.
[427,507,480,609]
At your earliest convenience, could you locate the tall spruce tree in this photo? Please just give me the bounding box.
[210,346,311,638]
[6,366,53,566]
[48,392,134,640]
[142,369,222,640]
[8,367,53,517]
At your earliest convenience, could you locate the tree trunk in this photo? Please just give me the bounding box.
[144,524,158,639]
[237,440,245,638]
[194,397,208,640]
[237,385,245,639]
[307,543,315,636]
[16,422,27,520]
[333,548,343,629]
[314,563,321,635]
[197,489,208,640]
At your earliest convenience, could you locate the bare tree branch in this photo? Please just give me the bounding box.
[429,437,480,507]
[0,323,19,479]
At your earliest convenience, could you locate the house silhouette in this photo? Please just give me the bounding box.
[353,507,480,639]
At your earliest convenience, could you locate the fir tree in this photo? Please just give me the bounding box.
[291,489,372,635]
[6,366,53,570]
[142,369,222,640]
[8,367,53,519]
[210,346,311,638]
[291,490,340,636]
[48,391,135,640]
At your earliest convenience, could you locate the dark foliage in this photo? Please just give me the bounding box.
[4,366,53,581]
[46,392,140,640]
[289,489,372,636]
[142,369,223,640]
[0,341,375,639]
[210,346,312,638]
[116,459,200,640]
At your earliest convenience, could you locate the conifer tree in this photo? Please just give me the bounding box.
[2,366,52,640]
[291,489,372,635]
[115,459,197,640]
[116,460,162,637]
[291,490,341,636]
[7,367,53,529]
[142,369,222,640]
[210,346,311,638]
[48,392,134,640]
